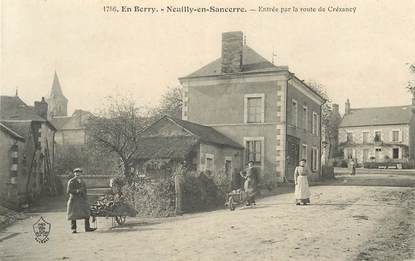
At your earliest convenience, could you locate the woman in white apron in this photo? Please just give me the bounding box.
[294,159,311,205]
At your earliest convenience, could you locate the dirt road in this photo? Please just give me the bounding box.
[1,185,414,261]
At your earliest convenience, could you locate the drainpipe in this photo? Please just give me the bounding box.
[319,103,323,177]
[285,73,293,182]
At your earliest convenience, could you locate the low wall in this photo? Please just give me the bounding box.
[57,175,114,191]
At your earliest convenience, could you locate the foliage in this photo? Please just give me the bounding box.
[85,96,153,180]
[406,63,415,96]
[307,81,341,160]
[123,175,176,217]
[54,144,118,176]
[321,165,335,179]
[151,86,183,119]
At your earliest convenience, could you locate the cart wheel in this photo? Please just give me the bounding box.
[115,216,126,225]
[229,197,235,211]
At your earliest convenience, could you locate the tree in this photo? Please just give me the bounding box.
[307,81,341,161]
[152,86,183,119]
[85,96,152,180]
[407,63,415,97]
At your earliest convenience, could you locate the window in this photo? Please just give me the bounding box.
[374,131,381,142]
[392,130,400,142]
[345,148,353,159]
[312,112,319,135]
[301,144,308,161]
[224,157,232,176]
[292,99,298,127]
[392,148,399,159]
[205,154,214,172]
[245,138,263,165]
[244,94,264,123]
[303,106,308,131]
[311,147,318,171]
[346,132,353,143]
[362,131,369,143]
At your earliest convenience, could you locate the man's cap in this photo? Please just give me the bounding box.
[73,168,83,173]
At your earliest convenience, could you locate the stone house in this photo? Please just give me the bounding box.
[179,31,325,183]
[134,116,243,178]
[0,95,56,207]
[52,110,93,145]
[338,99,415,164]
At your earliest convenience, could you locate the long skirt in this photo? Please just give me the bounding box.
[295,176,311,204]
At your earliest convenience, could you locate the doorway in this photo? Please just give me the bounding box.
[286,136,300,181]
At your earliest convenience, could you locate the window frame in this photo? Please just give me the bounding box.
[374,130,382,142]
[224,156,233,175]
[243,137,265,168]
[362,131,370,144]
[303,105,308,131]
[292,99,298,127]
[204,153,215,172]
[391,129,401,143]
[301,144,308,161]
[312,112,319,135]
[244,94,265,124]
[311,147,319,172]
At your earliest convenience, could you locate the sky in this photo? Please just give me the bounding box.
[1,0,415,115]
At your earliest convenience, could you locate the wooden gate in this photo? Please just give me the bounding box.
[286,136,300,181]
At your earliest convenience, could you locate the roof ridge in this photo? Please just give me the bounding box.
[351,105,410,110]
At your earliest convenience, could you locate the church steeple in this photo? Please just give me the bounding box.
[46,71,68,118]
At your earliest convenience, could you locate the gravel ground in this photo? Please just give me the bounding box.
[0,184,414,261]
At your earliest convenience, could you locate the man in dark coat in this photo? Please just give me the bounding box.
[66,168,96,233]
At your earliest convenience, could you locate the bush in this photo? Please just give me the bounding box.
[402,159,415,169]
[340,160,348,168]
[322,166,334,179]
[123,175,176,217]
[182,171,227,212]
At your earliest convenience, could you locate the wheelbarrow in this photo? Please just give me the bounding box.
[225,189,256,211]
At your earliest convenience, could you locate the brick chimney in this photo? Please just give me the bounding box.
[345,99,351,115]
[221,31,243,74]
[34,97,48,119]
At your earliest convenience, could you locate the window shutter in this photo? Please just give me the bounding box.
[400,129,403,142]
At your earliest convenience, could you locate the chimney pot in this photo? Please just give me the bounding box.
[34,98,48,119]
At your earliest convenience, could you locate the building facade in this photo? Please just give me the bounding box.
[0,95,56,207]
[179,31,325,183]
[339,99,415,164]
[135,116,243,178]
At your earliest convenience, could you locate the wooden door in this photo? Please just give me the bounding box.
[286,136,300,181]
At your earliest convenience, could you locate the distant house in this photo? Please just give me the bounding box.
[0,95,56,208]
[46,72,93,145]
[134,116,243,177]
[51,110,93,145]
[338,99,415,164]
[179,31,325,183]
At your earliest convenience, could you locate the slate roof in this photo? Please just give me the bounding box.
[50,110,92,130]
[166,117,243,149]
[340,105,413,127]
[135,136,199,160]
[0,96,47,121]
[181,45,289,79]
[0,122,25,141]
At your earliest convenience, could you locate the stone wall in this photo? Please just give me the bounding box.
[57,175,114,192]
